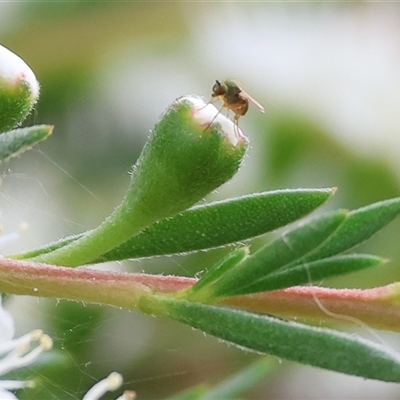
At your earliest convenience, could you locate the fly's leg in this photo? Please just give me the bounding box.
[198,96,218,112]
[233,114,243,139]
[204,105,224,132]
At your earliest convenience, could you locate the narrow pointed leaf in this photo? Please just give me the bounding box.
[220,254,384,296]
[12,188,334,262]
[164,299,400,383]
[207,210,347,298]
[186,247,249,297]
[105,189,335,261]
[296,197,400,265]
[0,125,53,162]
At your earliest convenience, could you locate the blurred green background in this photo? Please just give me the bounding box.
[2,2,400,399]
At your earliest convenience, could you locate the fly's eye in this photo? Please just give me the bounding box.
[212,80,225,96]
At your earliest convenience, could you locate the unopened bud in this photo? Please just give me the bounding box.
[0,44,39,132]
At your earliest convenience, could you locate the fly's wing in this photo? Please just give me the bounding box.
[239,90,265,113]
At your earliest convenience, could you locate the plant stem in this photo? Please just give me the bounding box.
[0,258,400,331]
[32,198,150,267]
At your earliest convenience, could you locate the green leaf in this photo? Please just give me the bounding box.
[164,358,274,400]
[221,254,384,296]
[101,188,335,262]
[201,197,400,298]
[165,385,208,400]
[206,210,347,299]
[163,299,400,383]
[0,125,53,162]
[12,188,334,262]
[185,247,249,298]
[296,197,400,265]
[197,358,274,400]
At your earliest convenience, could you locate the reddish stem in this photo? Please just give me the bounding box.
[0,258,399,331]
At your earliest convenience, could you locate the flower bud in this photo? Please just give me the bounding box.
[36,96,248,266]
[124,95,248,227]
[0,45,39,133]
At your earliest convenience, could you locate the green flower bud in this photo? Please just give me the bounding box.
[35,96,248,266]
[125,95,248,227]
[0,45,39,133]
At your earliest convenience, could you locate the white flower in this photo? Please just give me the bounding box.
[82,372,136,400]
[0,298,53,399]
[0,222,29,248]
[0,300,136,400]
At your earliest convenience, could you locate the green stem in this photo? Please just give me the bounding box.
[32,196,151,266]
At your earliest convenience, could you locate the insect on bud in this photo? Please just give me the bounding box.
[207,79,265,138]
[0,45,40,133]
[34,95,248,266]
[123,95,249,227]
